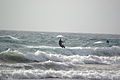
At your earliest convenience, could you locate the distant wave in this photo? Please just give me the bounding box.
[1,49,120,64]
[26,45,60,49]
[25,45,120,56]
[0,35,19,40]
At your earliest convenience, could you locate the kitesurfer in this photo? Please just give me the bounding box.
[59,38,65,48]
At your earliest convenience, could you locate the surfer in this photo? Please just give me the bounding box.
[59,38,65,48]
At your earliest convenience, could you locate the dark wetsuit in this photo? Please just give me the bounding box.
[59,38,65,48]
[106,40,109,43]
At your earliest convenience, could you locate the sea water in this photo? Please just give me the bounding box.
[0,30,120,80]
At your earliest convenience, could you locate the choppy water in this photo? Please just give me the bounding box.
[0,30,120,80]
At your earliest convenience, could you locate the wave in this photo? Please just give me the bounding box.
[0,69,120,79]
[25,45,120,56]
[0,49,29,62]
[0,60,74,71]
[26,45,60,49]
[31,60,74,70]
[25,50,120,64]
[1,49,120,64]
[0,35,19,40]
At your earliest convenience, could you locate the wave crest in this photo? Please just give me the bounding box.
[0,35,19,40]
[1,49,120,64]
[0,49,29,62]
[26,45,120,56]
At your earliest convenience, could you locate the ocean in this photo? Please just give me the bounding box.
[0,30,120,80]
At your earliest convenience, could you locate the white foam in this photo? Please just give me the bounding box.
[7,35,19,40]
[24,50,65,62]
[0,69,119,79]
[26,45,60,49]
[25,45,94,49]
[26,45,120,56]
[23,50,120,64]
[41,60,73,68]
[1,48,23,56]
[1,49,120,64]
[94,41,104,44]
[0,35,19,40]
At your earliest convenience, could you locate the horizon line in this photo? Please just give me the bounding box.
[0,29,120,35]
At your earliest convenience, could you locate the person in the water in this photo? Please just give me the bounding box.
[106,40,109,44]
[59,38,65,48]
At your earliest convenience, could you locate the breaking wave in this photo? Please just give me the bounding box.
[1,49,120,64]
[0,61,74,71]
[26,45,120,56]
[0,69,120,79]
[0,49,29,62]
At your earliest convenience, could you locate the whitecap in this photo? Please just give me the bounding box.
[0,69,119,79]
[23,50,120,64]
[0,35,19,40]
[1,49,120,64]
[94,41,104,44]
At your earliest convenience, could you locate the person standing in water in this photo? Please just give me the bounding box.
[59,38,65,48]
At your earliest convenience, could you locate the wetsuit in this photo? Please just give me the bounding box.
[106,40,109,43]
[59,38,65,48]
